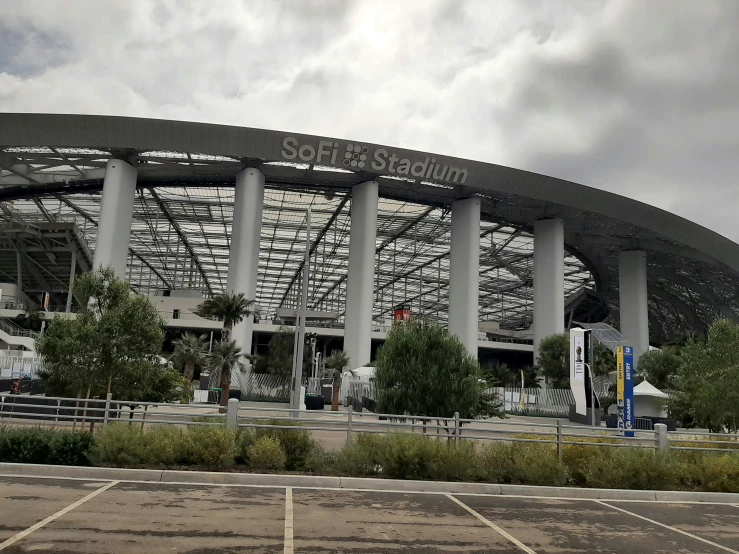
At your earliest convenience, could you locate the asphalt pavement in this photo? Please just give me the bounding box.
[2,475,739,553]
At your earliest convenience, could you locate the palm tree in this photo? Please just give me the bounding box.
[195,292,257,343]
[324,350,350,412]
[485,360,515,387]
[171,333,207,404]
[209,340,245,408]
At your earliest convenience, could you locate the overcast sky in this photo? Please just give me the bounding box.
[1,0,738,241]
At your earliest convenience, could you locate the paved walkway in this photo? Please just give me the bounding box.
[2,475,739,553]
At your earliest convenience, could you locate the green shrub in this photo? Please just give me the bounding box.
[335,435,381,476]
[507,444,568,486]
[429,440,481,482]
[93,424,147,467]
[47,431,95,466]
[186,426,236,469]
[236,429,257,464]
[374,434,439,480]
[0,427,52,464]
[247,436,286,470]
[563,444,608,486]
[304,447,339,475]
[690,454,739,493]
[144,426,188,467]
[254,421,316,471]
[582,448,680,490]
[478,442,512,483]
[0,427,94,466]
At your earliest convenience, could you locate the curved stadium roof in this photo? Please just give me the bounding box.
[0,113,737,345]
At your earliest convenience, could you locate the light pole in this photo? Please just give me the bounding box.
[290,209,311,415]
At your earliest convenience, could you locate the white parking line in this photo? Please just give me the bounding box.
[446,494,537,554]
[284,487,294,554]
[0,480,118,551]
[596,500,739,554]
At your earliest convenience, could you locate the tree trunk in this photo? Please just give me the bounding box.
[140,405,149,431]
[183,362,194,404]
[72,390,82,431]
[332,382,340,412]
[80,386,91,429]
[219,367,231,410]
[223,323,232,343]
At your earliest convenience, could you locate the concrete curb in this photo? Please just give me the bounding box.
[3,463,739,503]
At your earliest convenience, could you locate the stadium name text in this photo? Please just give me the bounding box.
[280,137,468,184]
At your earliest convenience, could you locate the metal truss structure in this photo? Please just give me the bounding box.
[1,113,738,347]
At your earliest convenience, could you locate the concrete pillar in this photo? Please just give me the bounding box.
[344,181,378,369]
[449,197,480,358]
[619,250,649,360]
[93,159,137,276]
[66,250,76,312]
[533,218,565,363]
[227,167,265,356]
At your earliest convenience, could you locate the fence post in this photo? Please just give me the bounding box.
[557,419,563,462]
[346,406,353,445]
[226,398,238,430]
[655,423,668,452]
[103,393,112,429]
[453,412,460,446]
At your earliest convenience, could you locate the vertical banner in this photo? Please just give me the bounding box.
[570,329,587,415]
[616,346,625,435]
[623,346,635,437]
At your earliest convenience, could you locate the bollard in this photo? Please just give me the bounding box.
[454,412,460,446]
[346,406,353,445]
[226,398,239,429]
[655,423,668,451]
[557,419,563,462]
[103,393,112,429]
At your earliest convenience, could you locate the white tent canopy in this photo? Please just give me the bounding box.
[633,380,668,417]
[634,380,668,398]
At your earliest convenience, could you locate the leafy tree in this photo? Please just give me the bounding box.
[254,327,311,378]
[637,347,682,390]
[171,333,207,403]
[195,292,256,343]
[482,361,540,389]
[536,333,570,388]
[15,304,44,332]
[324,350,350,412]
[668,319,739,432]
[484,360,515,386]
[592,344,616,393]
[517,365,541,389]
[374,320,503,420]
[208,340,245,407]
[36,268,167,401]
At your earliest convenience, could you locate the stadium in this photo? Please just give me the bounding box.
[0,113,738,375]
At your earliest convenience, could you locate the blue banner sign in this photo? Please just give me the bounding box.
[623,346,635,437]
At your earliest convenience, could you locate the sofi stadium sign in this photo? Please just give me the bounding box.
[280,136,468,184]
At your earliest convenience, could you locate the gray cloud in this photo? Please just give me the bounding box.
[0,0,737,241]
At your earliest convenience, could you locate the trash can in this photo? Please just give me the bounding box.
[305,393,324,410]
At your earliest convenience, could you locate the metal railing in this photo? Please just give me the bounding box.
[0,356,44,380]
[0,317,37,338]
[4,392,739,458]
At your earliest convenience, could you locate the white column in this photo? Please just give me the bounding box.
[227,167,265,356]
[93,159,137,276]
[449,197,480,358]
[344,181,378,370]
[533,218,565,363]
[619,250,649,359]
[66,250,76,312]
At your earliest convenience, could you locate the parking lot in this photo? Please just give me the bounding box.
[2,475,739,553]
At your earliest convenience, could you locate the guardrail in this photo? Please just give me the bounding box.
[0,317,37,338]
[2,393,738,458]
